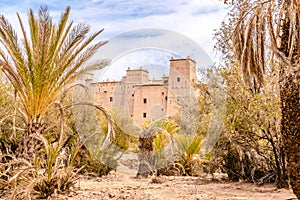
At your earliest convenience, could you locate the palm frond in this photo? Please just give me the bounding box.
[226,0,300,88]
[0,6,107,125]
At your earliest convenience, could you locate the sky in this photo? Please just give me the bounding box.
[0,0,228,81]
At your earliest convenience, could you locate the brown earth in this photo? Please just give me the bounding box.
[59,171,297,200]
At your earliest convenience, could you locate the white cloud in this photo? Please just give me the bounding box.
[98,49,177,82]
[69,0,227,61]
[0,0,228,65]
[90,28,213,83]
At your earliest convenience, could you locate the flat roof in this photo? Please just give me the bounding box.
[136,83,165,87]
[170,57,196,63]
[97,81,121,84]
[126,68,149,73]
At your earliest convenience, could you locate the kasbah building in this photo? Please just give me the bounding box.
[79,56,197,124]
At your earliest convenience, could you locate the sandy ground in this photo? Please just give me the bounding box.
[60,170,297,200]
[59,153,297,200]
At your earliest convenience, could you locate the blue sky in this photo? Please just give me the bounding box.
[0,0,228,81]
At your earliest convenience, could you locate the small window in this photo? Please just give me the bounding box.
[110,97,113,102]
[143,98,147,104]
[177,77,180,82]
[132,94,134,97]
[104,90,107,93]
[165,96,168,101]
[143,113,147,118]
[162,92,164,95]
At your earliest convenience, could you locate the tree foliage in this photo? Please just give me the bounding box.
[215,63,288,187]
[217,0,300,196]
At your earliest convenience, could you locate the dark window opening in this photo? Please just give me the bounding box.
[177,77,180,82]
[104,90,107,93]
[143,113,147,118]
[143,98,147,104]
[110,97,113,102]
[132,94,134,97]
[162,92,164,95]
[165,96,168,101]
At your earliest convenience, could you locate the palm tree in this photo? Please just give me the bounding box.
[0,6,107,156]
[218,0,299,197]
[137,119,178,177]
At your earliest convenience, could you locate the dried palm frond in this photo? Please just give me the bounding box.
[221,0,300,89]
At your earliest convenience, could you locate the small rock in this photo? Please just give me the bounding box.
[151,176,165,184]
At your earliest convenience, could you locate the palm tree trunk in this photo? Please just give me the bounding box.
[137,134,155,177]
[278,7,300,196]
[18,120,44,161]
[279,70,300,198]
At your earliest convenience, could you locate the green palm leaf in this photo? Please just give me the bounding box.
[0,6,108,127]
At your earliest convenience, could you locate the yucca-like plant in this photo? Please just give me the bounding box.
[137,119,177,177]
[0,6,107,156]
[175,134,203,176]
[153,119,179,169]
[153,119,179,150]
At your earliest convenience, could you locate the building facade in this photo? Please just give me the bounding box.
[80,57,197,124]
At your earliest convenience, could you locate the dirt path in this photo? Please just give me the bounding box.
[63,170,296,200]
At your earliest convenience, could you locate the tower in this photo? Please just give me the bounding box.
[167,57,198,133]
[168,56,196,97]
